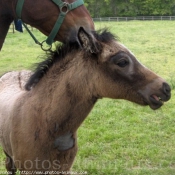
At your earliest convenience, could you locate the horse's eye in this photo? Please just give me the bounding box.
[116,59,129,67]
[110,53,130,68]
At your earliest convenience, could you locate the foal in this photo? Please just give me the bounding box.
[0,27,171,174]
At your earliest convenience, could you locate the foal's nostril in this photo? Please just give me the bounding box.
[162,83,171,96]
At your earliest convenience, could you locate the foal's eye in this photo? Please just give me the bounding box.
[117,59,129,67]
[110,52,130,68]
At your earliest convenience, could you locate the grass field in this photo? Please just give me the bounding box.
[0,21,175,175]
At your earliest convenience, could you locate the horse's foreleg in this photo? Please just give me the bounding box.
[0,14,13,51]
[4,151,17,175]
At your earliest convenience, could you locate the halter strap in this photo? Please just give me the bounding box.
[52,0,84,11]
[15,0,84,46]
[16,0,25,18]
[46,0,84,45]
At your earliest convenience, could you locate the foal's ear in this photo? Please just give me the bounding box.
[77,27,100,54]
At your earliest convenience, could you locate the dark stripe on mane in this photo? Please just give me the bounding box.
[25,29,116,91]
[92,29,117,43]
[25,42,79,90]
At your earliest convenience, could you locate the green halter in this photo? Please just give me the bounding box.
[16,0,84,49]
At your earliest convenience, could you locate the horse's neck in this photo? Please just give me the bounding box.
[30,55,98,133]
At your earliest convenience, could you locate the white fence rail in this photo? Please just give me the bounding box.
[93,16,175,22]
[9,16,175,33]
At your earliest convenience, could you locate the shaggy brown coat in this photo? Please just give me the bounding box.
[0,28,171,175]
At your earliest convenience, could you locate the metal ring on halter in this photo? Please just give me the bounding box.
[60,2,69,14]
[41,40,52,51]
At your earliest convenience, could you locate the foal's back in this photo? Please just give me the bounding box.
[0,71,32,146]
[0,71,32,91]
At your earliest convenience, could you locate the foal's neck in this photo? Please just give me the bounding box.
[31,53,98,135]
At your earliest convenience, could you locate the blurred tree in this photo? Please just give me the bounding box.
[84,0,175,17]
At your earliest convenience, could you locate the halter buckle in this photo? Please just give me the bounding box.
[60,2,69,14]
[41,40,52,51]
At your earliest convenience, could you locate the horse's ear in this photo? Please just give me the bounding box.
[77,27,100,54]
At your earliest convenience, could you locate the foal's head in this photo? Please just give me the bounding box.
[76,27,171,109]
[26,27,171,110]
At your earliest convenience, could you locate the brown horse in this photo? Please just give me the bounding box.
[0,27,171,175]
[0,0,94,51]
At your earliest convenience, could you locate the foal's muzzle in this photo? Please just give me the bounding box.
[162,82,171,98]
[139,81,171,110]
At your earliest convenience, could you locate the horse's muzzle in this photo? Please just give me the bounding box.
[139,81,171,110]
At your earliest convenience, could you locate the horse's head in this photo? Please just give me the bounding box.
[62,0,95,41]
[78,28,171,110]
[23,0,94,43]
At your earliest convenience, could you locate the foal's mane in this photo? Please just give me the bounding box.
[25,29,116,91]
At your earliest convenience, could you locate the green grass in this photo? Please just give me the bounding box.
[0,21,175,175]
